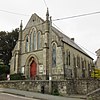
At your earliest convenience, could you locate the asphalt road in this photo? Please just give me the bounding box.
[0,93,40,100]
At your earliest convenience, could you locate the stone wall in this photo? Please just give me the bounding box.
[0,80,49,94]
[0,79,100,96]
[87,88,100,100]
[74,79,100,94]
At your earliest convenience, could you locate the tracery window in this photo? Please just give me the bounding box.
[52,43,56,67]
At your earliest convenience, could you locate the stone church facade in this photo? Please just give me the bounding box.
[10,10,93,80]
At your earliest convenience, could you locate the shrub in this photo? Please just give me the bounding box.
[10,73,25,80]
[52,88,59,96]
[0,74,7,80]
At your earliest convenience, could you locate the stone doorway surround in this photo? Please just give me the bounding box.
[25,54,39,79]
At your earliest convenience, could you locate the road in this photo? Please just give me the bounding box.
[0,93,40,100]
[0,88,86,100]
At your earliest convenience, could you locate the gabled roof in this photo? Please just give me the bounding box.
[24,13,45,30]
[52,26,93,59]
[23,13,93,59]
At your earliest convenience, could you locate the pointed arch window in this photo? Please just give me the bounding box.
[66,50,70,66]
[52,43,56,67]
[73,55,77,78]
[68,51,70,65]
[82,60,85,78]
[25,35,29,52]
[30,33,33,51]
[37,31,41,49]
[33,30,37,50]
[14,54,17,71]
[66,50,68,65]
[77,55,80,68]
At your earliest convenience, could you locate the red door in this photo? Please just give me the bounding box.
[30,61,37,79]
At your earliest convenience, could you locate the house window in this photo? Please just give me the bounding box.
[37,31,41,49]
[25,35,29,52]
[33,30,36,50]
[52,43,56,67]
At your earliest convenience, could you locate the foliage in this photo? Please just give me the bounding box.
[91,68,100,78]
[0,64,10,75]
[0,73,7,80]
[10,73,25,80]
[0,64,10,81]
[0,28,19,65]
[52,88,59,96]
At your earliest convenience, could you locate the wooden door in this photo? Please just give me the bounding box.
[30,61,37,78]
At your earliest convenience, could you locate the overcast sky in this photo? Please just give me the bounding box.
[0,0,100,60]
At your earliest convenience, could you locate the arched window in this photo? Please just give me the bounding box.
[82,59,85,78]
[33,30,36,50]
[77,55,80,68]
[66,50,70,66]
[14,54,16,71]
[66,50,68,65]
[37,31,41,49]
[68,51,70,66]
[30,33,33,51]
[73,55,77,78]
[25,35,29,52]
[52,43,56,67]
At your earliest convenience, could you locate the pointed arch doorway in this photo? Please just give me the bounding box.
[30,60,37,79]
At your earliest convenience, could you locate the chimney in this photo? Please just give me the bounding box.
[71,38,75,41]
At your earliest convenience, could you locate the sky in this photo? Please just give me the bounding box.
[0,0,100,60]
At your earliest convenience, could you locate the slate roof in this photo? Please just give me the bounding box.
[52,26,93,59]
[23,13,93,59]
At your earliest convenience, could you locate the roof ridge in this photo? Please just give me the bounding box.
[52,26,93,59]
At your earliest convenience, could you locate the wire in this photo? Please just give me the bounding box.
[53,11,100,21]
[53,23,64,33]
[43,0,48,8]
[0,9,30,16]
[24,22,45,30]
[53,23,96,57]
[76,43,96,56]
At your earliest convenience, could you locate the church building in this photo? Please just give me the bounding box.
[10,10,93,80]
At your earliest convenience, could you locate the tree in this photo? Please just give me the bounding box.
[0,28,19,65]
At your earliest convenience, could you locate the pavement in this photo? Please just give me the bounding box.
[0,88,86,100]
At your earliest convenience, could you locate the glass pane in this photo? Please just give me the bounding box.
[52,44,56,67]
